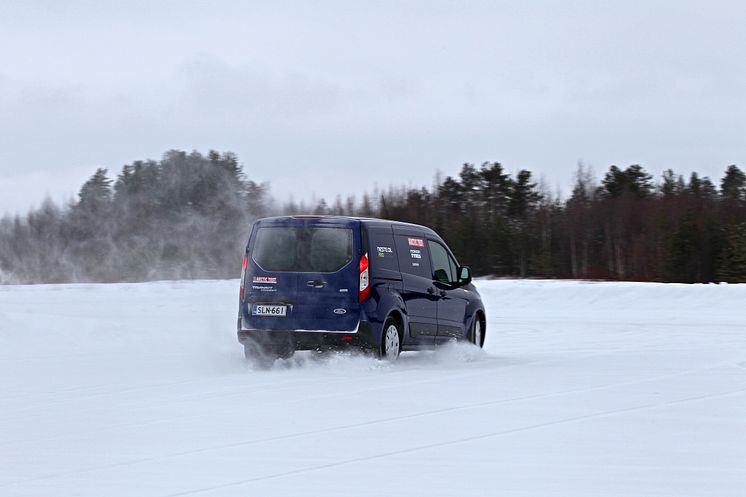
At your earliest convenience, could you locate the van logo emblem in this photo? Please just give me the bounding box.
[333,308,347,315]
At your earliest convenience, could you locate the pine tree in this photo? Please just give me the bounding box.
[602,165,653,198]
[508,170,540,218]
[720,165,746,203]
[717,222,746,282]
[660,169,684,197]
[77,168,113,213]
[665,210,700,282]
[719,165,746,226]
[507,170,541,277]
[480,161,511,221]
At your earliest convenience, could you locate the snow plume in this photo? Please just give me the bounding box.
[241,341,489,373]
[245,349,390,372]
[0,150,271,284]
[408,340,490,365]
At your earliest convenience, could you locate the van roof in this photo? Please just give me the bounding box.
[255,215,438,235]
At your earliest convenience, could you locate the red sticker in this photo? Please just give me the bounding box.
[407,237,425,248]
[252,276,277,284]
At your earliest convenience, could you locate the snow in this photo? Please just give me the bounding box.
[1,279,745,496]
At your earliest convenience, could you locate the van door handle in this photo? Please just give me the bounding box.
[307,280,325,288]
[427,287,435,294]
[438,290,447,297]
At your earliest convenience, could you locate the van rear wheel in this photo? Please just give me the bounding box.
[379,317,401,361]
[244,344,294,364]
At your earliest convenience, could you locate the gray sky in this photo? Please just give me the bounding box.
[2,0,746,214]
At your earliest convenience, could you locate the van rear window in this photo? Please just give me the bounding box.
[252,227,353,273]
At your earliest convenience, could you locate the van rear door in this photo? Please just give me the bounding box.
[244,218,361,332]
[292,222,360,331]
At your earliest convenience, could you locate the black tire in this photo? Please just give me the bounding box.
[470,315,484,348]
[379,317,402,361]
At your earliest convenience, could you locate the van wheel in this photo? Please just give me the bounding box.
[379,318,401,361]
[471,316,484,348]
[244,344,294,364]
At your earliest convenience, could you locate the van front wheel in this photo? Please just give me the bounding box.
[379,318,401,361]
[471,317,484,348]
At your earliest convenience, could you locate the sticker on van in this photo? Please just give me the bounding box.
[377,246,393,257]
[407,237,425,247]
[410,249,422,259]
[253,276,277,284]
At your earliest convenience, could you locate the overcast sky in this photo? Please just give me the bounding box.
[1,0,745,214]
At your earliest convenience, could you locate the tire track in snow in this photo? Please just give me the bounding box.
[0,348,639,446]
[3,362,739,489]
[161,386,746,497]
[1,343,633,423]
[0,355,399,418]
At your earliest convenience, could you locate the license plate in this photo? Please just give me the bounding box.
[252,304,287,317]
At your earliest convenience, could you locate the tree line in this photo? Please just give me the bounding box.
[361,162,746,283]
[1,150,745,284]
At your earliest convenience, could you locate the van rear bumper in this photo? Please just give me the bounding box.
[237,320,377,351]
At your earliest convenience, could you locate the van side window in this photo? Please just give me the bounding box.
[394,235,431,278]
[428,240,457,284]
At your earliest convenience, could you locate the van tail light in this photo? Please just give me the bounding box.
[358,253,370,303]
[239,253,248,301]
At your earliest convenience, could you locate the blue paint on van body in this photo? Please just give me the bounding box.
[237,216,486,358]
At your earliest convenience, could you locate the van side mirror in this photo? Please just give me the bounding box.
[458,266,472,285]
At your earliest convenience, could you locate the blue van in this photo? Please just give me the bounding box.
[237,216,486,361]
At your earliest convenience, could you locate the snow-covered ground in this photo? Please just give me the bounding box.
[1,279,745,497]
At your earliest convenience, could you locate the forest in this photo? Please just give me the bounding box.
[1,149,745,284]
